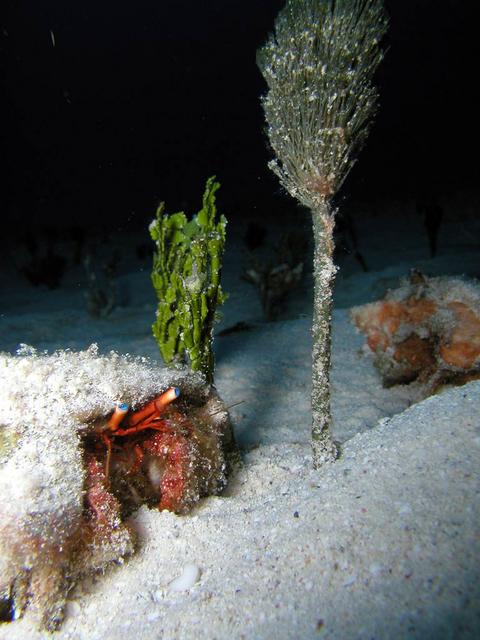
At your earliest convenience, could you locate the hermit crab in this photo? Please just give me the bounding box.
[0,345,236,630]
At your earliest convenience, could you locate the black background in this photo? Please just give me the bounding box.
[1,0,477,233]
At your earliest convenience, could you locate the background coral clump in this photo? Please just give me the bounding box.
[351,273,480,393]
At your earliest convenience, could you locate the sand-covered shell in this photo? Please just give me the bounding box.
[0,345,235,630]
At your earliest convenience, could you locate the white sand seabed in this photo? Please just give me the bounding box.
[0,206,479,638]
[2,379,478,640]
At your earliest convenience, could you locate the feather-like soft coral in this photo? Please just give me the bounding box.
[0,345,235,630]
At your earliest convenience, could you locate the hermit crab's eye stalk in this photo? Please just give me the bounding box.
[108,403,130,431]
[154,387,180,412]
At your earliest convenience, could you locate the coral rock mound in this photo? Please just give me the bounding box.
[0,345,234,630]
[351,273,480,392]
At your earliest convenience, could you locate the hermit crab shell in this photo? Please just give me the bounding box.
[0,345,235,630]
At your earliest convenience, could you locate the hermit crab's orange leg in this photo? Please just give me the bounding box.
[114,387,181,436]
[107,403,130,431]
[101,387,181,478]
[153,386,181,412]
[123,401,156,428]
[102,402,130,480]
[111,420,171,437]
[127,444,145,475]
[101,433,113,481]
[124,387,180,429]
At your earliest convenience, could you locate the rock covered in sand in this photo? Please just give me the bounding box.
[0,345,234,630]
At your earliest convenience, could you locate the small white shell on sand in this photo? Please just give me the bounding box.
[168,564,201,592]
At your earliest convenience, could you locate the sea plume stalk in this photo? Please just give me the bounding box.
[257,0,388,467]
